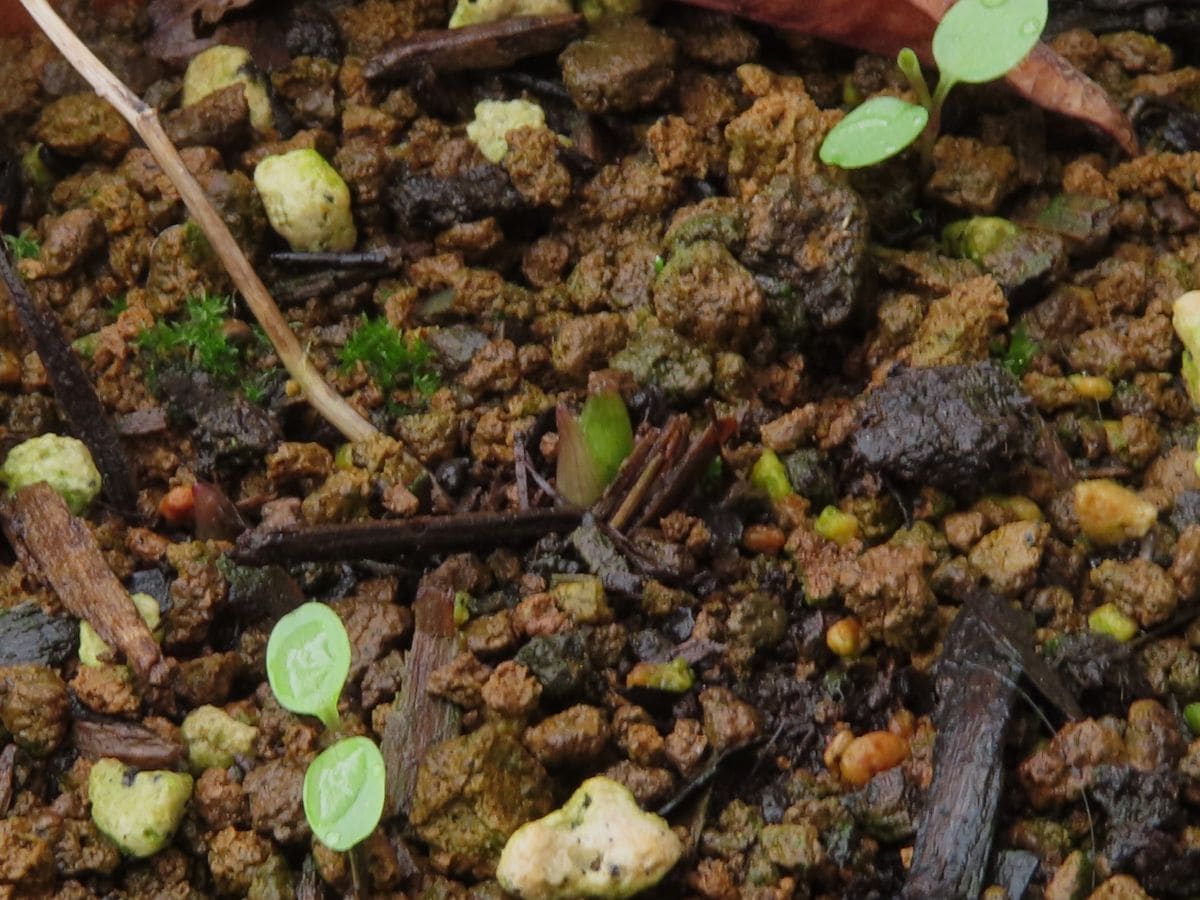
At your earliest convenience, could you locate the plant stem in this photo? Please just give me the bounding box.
[918,75,957,175]
[18,0,377,442]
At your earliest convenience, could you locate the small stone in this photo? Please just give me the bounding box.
[496,776,682,899]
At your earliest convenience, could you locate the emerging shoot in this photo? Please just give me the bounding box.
[265,601,351,731]
[555,391,633,507]
[819,0,1048,169]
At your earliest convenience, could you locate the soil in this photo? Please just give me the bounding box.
[0,0,1199,898]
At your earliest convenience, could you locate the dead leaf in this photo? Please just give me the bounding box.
[683,0,1138,154]
[144,0,257,66]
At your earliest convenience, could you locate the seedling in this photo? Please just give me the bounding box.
[555,391,634,507]
[266,601,351,731]
[819,0,1048,168]
[266,602,387,863]
[303,736,387,852]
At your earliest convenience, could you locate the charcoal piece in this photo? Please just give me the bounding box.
[387,165,527,235]
[0,603,78,667]
[846,361,1032,492]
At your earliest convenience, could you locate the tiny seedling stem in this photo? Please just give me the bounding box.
[18,0,377,443]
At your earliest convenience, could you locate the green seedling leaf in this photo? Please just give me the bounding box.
[556,404,606,508]
[933,0,1047,85]
[578,391,633,486]
[818,96,929,169]
[1001,321,1038,377]
[303,736,386,851]
[266,602,351,731]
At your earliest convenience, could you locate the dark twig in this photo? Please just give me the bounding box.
[232,508,582,565]
[636,417,736,528]
[0,246,137,513]
[364,14,586,80]
[268,249,392,269]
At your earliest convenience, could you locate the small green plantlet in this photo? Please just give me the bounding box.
[303,735,387,851]
[819,0,1047,169]
[339,316,440,399]
[1001,321,1038,378]
[555,391,634,507]
[3,229,41,260]
[578,391,634,486]
[266,601,351,731]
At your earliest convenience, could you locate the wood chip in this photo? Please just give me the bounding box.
[1,484,171,694]
[71,717,185,769]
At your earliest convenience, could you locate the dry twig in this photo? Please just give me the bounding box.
[19,0,376,442]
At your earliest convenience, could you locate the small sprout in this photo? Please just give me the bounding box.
[556,404,604,507]
[182,45,273,133]
[1069,374,1113,402]
[1184,702,1200,737]
[1001,321,1039,378]
[653,254,666,274]
[88,758,193,857]
[3,228,41,260]
[578,391,634,487]
[819,0,1047,169]
[266,601,351,731]
[80,592,160,667]
[750,448,793,501]
[814,506,860,546]
[826,617,867,658]
[339,316,440,400]
[1088,602,1138,642]
[466,99,548,163]
[1,433,102,515]
[626,657,695,692]
[303,735,386,851]
[181,705,258,773]
[555,391,633,508]
[254,149,356,253]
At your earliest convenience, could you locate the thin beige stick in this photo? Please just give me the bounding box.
[20,0,377,442]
